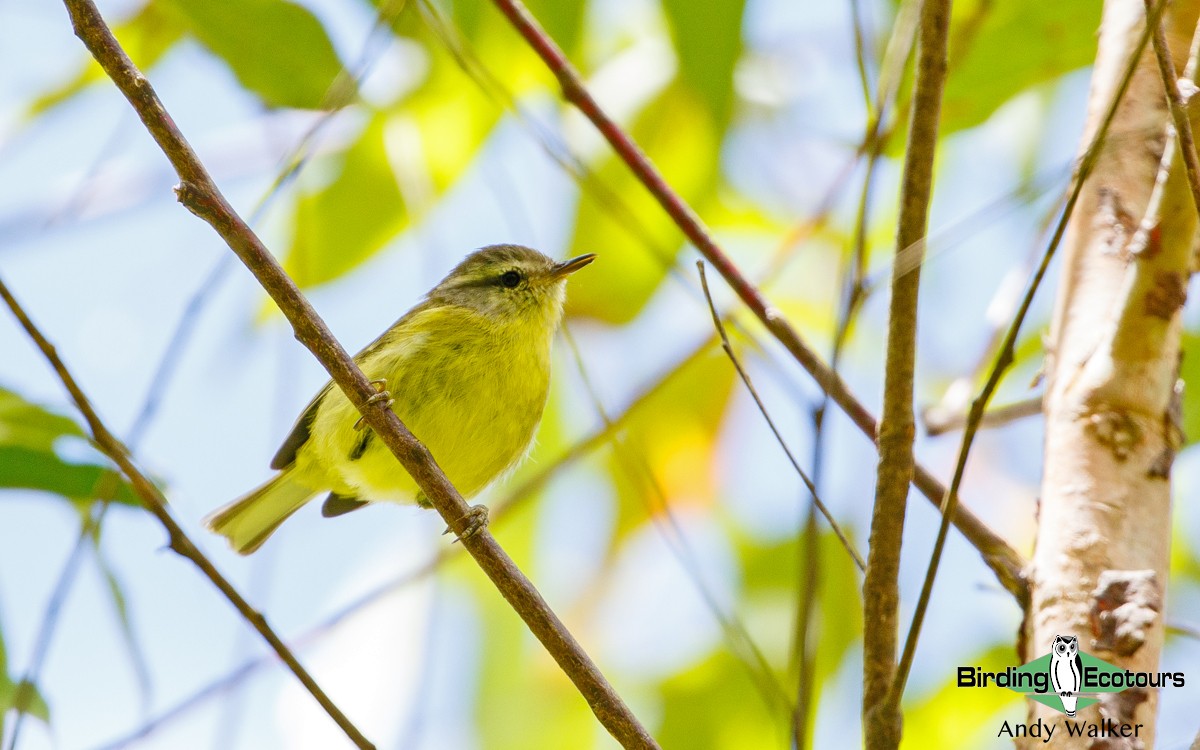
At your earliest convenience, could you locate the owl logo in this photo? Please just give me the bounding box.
[1050,635,1083,717]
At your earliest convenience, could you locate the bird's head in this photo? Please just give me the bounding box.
[430,244,595,330]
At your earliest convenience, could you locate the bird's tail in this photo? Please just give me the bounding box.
[205,471,315,555]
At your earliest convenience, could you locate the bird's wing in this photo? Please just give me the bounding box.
[321,492,369,517]
[268,301,434,470]
[269,383,329,470]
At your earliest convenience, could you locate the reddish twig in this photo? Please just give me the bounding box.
[58,0,657,747]
[486,0,1027,602]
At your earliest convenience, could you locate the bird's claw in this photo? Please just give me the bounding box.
[442,504,489,543]
[354,380,393,430]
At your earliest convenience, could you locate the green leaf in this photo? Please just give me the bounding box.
[566,84,720,324]
[939,0,1100,136]
[161,0,349,109]
[281,30,504,290]
[27,1,184,117]
[661,0,745,126]
[0,389,83,450]
[284,114,406,289]
[0,678,50,725]
[0,388,139,507]
[520,0,585,55]
[658,650,781,749]
[0,447,138,507]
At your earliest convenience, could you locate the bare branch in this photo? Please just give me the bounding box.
[790,7,926,739]
[55,0,657,746]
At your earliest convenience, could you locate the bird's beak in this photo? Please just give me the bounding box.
[552,253,597,278]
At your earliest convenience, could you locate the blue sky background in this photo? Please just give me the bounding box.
[4,0,1200,748]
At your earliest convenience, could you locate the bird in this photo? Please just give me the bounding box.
[1049,634,1082,717]
[205,244,596,554]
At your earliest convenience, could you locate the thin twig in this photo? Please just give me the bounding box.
[1146,0,1200,219]
[888,0,1173,710]
[849,0,875,112]
[921,396,1043,437]
[0,277,376,750]
[486,0,1028,605]
[57,0,656,746]
[696,263,865,571]
[3,518,93,750]
[561,327,793,719]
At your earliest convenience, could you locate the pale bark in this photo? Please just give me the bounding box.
[1024,1,1199,747]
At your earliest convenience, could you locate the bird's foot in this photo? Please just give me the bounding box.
[354,379,394,430]
[442,504,489,543]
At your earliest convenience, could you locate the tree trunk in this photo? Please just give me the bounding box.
[1023,1,1198,747]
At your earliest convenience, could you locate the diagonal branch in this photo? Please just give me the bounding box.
[56,0,657,747]
[89,331,723,749]
[486,0,1028,604]
[0,278,375,750]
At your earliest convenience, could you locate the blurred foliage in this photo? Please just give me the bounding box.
[885,0,1100,153]
[567,84,720,323]
[660,0,744,126]
[9,0,1200,746]
[160,0,349,109]
[606,347,735,536]
[940,0,1100,135]
[0,388,138,508]
[0,625,51,737]
[900,644,1023,749]
[30,0,346,115]
[28,1,183,115]
[287,113,408,288]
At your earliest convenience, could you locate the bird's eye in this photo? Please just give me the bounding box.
[501,270,522,288]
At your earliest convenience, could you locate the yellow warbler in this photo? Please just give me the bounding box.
[206,245,595,554]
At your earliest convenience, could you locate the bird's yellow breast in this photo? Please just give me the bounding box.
[295,305,553,502]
